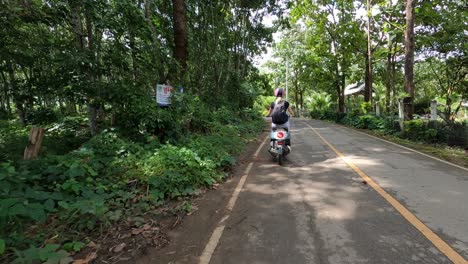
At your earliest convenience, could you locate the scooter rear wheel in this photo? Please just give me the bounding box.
[278,154,283,165]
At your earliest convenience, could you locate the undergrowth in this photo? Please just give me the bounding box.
[0,103,263,263]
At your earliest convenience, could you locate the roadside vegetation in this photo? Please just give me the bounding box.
[1,0,466,262]
[309,106,467,168]
[0,100,263,263]
[261,0,466,166]
[0,1,282,263]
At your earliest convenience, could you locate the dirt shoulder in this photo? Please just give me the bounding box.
[124,128,269,264]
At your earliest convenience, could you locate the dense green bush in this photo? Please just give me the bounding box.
[27,108,59,125]
[0,120,29,162]
[403,119,435,143]
[0,104,263,263]
[254,95,276,116]
[341,114,399,134]
[314,110,465,147]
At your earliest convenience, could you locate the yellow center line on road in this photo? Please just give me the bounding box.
[303,122,467,264]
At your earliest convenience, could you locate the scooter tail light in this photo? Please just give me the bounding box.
[277,132,285,139]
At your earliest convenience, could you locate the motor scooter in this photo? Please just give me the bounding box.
[268,126,291,165]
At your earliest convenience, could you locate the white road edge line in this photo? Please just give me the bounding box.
[198,136,269,264]
[326,121,468,172]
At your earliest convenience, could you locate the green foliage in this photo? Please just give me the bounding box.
[11,244,72,264]
[307,92,335,120]
[403,119,438,143]
[143,145,219,199]
[0,104,263,262]
[27,108,59,125]
[0,120,28,162]
[306,92,333,112]
[254,96,276,116]
[317,110,466,148]
[0,115,91,163]
[0,239,5,255]
[325,112,397,134]
[360,102,372,114]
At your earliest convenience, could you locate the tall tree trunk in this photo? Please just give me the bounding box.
[404,0,415,120]
[0,94,4,112]
[5,84,11,115]
[0,71,7,113]
[293,74,299,112]
[85,5,98,136]
[69,0,83,119]
[339,68,346,113]
[6,61,26,125]
[391,41,397,114]
[385,1,394,115]
[129,32,138,82]
[386,39,392,114]
[172,0,188,80]
[365,0,373,104]
[299,91,304,116]
[364,55,371,102]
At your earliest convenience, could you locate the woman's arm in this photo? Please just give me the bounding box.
[288,107,295,117]
[266,107,273,117]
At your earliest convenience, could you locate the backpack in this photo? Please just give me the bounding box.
[271,100,289,124]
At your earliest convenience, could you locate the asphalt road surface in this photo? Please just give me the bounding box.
[137,119,468,264]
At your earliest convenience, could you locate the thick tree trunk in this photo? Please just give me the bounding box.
[404,0,415,120]
[172,0,188,79]
[23,127,45,160]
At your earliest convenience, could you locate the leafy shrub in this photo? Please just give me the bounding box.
[0,105,263,262]
[254,95,276,116]
[354,115,376,129]
[403,119,439,143]
[338,114,396,134]
[142,145,220,199]
[414,98,431,115]
[306,92,333,113]
[0,120,29,162]
[27,108,59,125]
[309,111,339,121]
[360,102,372,114]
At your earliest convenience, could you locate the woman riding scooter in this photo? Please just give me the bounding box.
[266,88,294,146]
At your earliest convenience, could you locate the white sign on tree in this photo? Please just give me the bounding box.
[156,84,172,106]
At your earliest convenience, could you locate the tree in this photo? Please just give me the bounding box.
[172,0,188,81]
[416,0,467,123]
[291,0,366,113]
[403,0,415,120]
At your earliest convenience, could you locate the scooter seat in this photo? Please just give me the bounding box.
[272,127,289,132]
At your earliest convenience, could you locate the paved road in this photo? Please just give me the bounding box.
[138,119,468,264]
